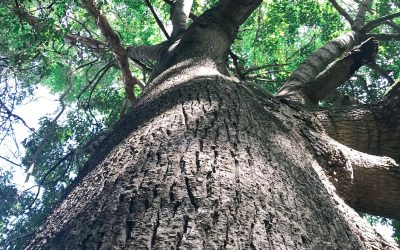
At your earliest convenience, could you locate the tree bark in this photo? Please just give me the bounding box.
[25,64,398,249]
[24,1,400,249]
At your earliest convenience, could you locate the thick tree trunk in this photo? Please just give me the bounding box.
[24,0,400,249]
[25,62,397,249]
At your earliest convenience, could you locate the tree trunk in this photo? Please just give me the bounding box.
[25,63,397,249]
[24,0,400,249]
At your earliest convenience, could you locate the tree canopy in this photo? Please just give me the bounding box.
[0,0,399,248]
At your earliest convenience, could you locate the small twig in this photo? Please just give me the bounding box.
[143,0,170,38]
[0,155,23,167]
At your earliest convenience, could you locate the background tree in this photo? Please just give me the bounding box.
[0,0,400,249]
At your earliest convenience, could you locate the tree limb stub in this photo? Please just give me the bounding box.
[82,0,144,105]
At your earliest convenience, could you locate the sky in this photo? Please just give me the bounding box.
[1,86,58,190]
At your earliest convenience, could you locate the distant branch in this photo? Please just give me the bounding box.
[25,68,74,182]
[364,12,400,32]
[328,0,354,25]
[366,61,395,85]
[0,155,23,167]
[367,33,400,41]
[143,0,170,38]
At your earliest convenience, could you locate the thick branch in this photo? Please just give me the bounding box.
[276,32,365,104]
[363,11,400,32]
[307,131,400,220]
[328,0,354,25]
[170,0,193,37]
[82,0,144,104]
[216,0,263,28]
[150,0,262,79]
[127,44,164,62]
[305,38,378,104]
[314,100,400,163]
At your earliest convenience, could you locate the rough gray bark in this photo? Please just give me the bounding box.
[276,31,360,104]
[170,0,193,37]
[25,0,400,249]
[24,63,398,250]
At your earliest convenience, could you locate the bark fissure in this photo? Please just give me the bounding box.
[24,0,400,249]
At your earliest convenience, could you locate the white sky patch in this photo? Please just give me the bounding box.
[374,222,395,239]
[0,86,58,190]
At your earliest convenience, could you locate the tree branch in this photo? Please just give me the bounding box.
[81,0,144,104]
[367,33,400,41]
[25,68,74,182]
[305,130,400,220]
[305,38,378,104]
[170,0,193,37]
[276,32,361,104]
[366,61,395,85]
[328,0,354,25]
[314,98,400,164]
[143,0,170,39]
[352,0,373,31]
[127,44,164,62]
[363,12,400,32]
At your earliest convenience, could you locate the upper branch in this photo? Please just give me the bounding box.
[363,11,400,32]
[352,0,373,31]
[366,33,400,41]
[81,0,144,104]
[143,0,170,38]
[328,0,354,25]
[304,38,378,104]
[276,32,361,104]
[170,0,193,37]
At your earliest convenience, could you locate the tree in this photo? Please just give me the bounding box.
[1,0,400,249]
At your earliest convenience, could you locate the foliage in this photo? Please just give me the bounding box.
[0,0,399,248]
